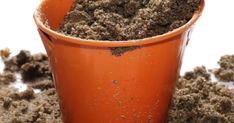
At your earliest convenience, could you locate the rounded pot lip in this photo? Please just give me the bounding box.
[33,0,205,48]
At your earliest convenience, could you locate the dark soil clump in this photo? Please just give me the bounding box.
[9,88,35,101]
[59,0,200,41]
[0,72,16,85]
[1,50,234,123]
[30,80,54,91]
[213,55,234,82]
[3,50,52,82]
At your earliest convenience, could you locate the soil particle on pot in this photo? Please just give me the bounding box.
[213,55,234,82]
[112,80,119,84]
[111,46,140,56]
[59,0,200,41]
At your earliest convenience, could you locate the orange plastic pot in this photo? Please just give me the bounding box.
[34,0,204,122]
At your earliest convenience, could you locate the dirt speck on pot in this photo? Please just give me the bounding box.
[112,80,118,84]
[111,46,140,56]
[1,50,234,123]
[120,114,126,119]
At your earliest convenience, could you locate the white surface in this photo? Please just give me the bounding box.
[0,0,44,55]
[181,0,234,73]
[0,0,234,85]
[9,74,28,92]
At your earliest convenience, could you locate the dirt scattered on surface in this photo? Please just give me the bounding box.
[1,50,234,123]
[30,80,54,91]
[3,50,52,82]
[0,72,16,85]
[212,55,234,82]
[59,0,200,41]
[168,66,234,123]
[4,50,33,72]
[0,50,61,123]
[9,88,35,101]
[0,87,62,123]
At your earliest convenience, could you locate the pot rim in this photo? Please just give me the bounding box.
[33,0,205,47]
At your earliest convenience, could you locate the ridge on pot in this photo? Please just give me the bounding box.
[34,0,205,123]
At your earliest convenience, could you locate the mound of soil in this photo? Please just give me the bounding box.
[59,0,200,41]
[212,55,234,82]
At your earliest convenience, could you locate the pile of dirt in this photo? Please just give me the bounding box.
[212,55,234,82]
[0,87,62,123]
[59,0,200,41]
[3,50,52,82]
[0,50,61,123]
[168,66,234,122]
[1,50,234,123]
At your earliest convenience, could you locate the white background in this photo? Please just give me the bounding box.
[0,0,234,74]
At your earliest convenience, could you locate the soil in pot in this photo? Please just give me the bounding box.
[58,0,200,56]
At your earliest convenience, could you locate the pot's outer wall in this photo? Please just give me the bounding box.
[35,0,205,122]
